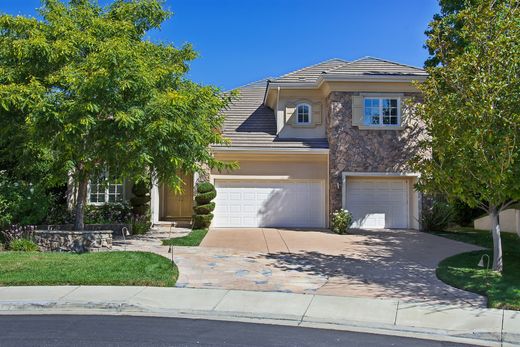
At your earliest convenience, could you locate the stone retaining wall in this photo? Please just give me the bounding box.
[38,224,129,236]
[35,230,112,253]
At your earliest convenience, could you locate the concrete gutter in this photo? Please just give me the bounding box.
[0,286,518,347]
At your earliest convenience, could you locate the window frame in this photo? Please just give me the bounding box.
[362,97,401,127]
[295,103,312,124]
[87,175,124,205]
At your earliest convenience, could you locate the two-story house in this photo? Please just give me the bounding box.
[93,57,427,230]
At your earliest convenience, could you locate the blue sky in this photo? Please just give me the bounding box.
[0,0,439,90]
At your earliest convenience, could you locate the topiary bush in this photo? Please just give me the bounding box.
[193,202,215,215]
[193,182,216,229]
[195,190,216,205]
[197,182,215,194]
[130,181,151,217]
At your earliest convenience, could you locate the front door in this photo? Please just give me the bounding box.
[162,173,194,220]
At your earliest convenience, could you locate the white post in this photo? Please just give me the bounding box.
[150,176,160,224]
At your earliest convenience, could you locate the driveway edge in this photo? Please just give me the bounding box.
[0,286,517,347]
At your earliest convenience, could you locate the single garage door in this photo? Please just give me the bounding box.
[346,178,409,229]
[213,180,325,228]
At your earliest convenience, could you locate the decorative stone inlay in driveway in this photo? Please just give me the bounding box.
[114,227,487,307]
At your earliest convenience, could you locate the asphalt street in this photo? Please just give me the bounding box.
[0,315,472,347]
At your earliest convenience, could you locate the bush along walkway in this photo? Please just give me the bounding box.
[434,227,520,310]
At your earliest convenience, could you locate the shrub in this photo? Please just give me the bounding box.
[83,202,132,224]
[131,215,151,235]
[197,182,215,194]
[193,182,216,229]
[451,199,485,227]
[0,174,51,229]
[193,202,215,215]
[130,181,150,217]
[421,201,455,232]
[331,209,353,235]
[195,190,216,205]
[9,239,39,252]
[1,225,36,246]
[193,213,214,228]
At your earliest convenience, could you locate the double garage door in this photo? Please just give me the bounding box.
[345,177,409,229]
[213,180,326,228]
[211,177,410,229]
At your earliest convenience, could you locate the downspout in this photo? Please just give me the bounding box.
[276,86,281,133]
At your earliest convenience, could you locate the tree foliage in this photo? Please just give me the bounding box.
[414,0,520,271]
[0,0,235,229]
[424,0,509,67]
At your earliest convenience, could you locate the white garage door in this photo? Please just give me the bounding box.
[213,180,325,228]
[346,178,409,229]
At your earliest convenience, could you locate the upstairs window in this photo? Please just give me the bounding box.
[296,103,311,124]
[364,98,400,126]
[88,174,124,204]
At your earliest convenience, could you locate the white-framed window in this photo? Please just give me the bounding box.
[296,103,311,124]
[88,175,124,204]
[364,97,400,126]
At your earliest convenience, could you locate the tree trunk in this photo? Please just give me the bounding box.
[74,172,89,231]
[490,206,503,272]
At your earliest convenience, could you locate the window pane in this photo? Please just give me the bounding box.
[371,116,380,125]
[98,194,105,203]
[390,116,398,125]
[382,99,390,107]
[390,99,397,107]
[297,105,310,123]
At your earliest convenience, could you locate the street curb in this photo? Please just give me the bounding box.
[0,298,514,347]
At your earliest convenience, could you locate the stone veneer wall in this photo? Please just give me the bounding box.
[38,224,129,236]
[326,91,426,214]
[35,230,112,252]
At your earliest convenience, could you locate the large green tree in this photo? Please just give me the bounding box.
[0,0,233,230]
[414,0,520,271]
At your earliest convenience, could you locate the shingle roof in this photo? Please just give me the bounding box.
[214,57,425,149]
[213,80,328,149]
[271,58,348,83]
[325,57,427,77]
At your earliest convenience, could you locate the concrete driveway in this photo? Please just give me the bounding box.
[171,228,486,306]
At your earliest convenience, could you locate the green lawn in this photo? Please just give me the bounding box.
[434,227,520,310]
[0,251,178,287]
[162,229,208,247]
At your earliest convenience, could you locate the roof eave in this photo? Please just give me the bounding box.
[266,74,427,93]
[211,146,329,154]
[319,74,428,83]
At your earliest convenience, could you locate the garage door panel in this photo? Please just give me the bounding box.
[213,180,325,228]
[346,178,408,229]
